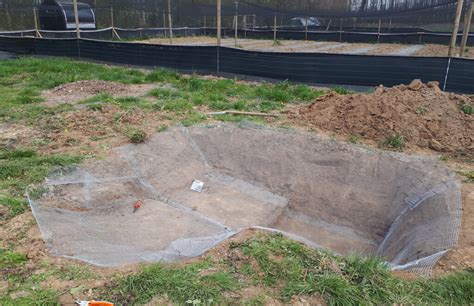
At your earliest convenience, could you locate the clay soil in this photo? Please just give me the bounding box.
[294,80,473,159]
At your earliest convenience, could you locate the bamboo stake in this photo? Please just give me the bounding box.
[448,0,464,57]
[33,7,43,38]
[234,14,238,47]
[207,111,278,117]
[305,16,308,40]
[243,15,247,38]
[111,7,121,40]
[273,14,277,43]
[217,0,221,46]
[460,3,473,57]
[377,18,381,43]
[167,0,173,44]
[163,12,167,38]
[73,0,80,38]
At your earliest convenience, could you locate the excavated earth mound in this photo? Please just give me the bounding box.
[29,124,462,274]
[299,80,473,156]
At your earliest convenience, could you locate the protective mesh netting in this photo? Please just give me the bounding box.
[28,123,462,274]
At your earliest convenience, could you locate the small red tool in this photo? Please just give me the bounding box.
[133,200,142,213]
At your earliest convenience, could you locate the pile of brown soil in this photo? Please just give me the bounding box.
[42,80,156,105]
[299,80,473,155]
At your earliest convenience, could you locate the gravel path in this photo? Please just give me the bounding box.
[313,43,348,52]
[343,46,379,55]
[388,45,425,56]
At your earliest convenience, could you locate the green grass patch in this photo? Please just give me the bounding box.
[148,87,182,99]
[0,268,60,305]
[0,195,28,218]
[416,106,429,114]
[460,170,474,182]
[181,111,207,127]
[156,124,168,133]
[0,288,59,306]
[0,148,82,218]
[0,57,324,128]
[382,135,405,150]
[0,103,74,123]
[106,260,239,305]
[145,68,181,83]
[254,83,292,102]
[0,57,180,118]
[58,264,96,281]
[0,148,81,195]
[236,233,474,305]
[347,135,361,144]
[101,233,474,305]
[332,86,353,95]
[0,250,27,269]
[460,103,473,115]
[124,128,147,143]
[114,96,151,110]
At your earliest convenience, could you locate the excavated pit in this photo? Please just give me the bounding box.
[29,124,462,273]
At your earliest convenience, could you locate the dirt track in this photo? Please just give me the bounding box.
[138,36,474,58]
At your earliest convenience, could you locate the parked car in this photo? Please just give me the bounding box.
[286,17,321,28]
[38,0,96,31]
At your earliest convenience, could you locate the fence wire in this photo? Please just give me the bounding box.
[0,0,472,31]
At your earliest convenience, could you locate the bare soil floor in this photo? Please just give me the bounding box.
[137,36,474,58]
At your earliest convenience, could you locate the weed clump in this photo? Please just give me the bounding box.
[0,250,27,269]
[125,128,147,143]
[347,135,361,144]
[416,106,428,114]
[460,103,473,115]
[156,124,168,132]
[382,135,405,150]
[332,86,352,95]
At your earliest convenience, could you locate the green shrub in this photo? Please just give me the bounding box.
[460,103,473,115]
[125,128,147,143]
[332,86,352,95]
[382,135,405,150]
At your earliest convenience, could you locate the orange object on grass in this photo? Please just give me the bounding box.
[89,301,114,306]
[78,301,114,306]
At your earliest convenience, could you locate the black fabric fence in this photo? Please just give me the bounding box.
[0,36,473,94]
[1,27,473,46]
